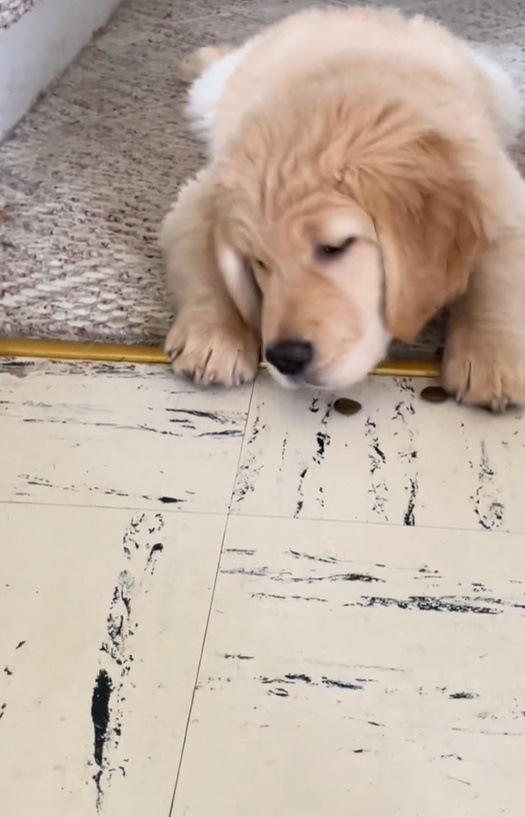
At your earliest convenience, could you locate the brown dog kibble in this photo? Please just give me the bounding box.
[420,386,448,403]
[333,397,362,415]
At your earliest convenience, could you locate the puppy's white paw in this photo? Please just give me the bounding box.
[165,312,260,387]
[443,328,525,412]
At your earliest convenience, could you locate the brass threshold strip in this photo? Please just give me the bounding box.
[0,338,440,379]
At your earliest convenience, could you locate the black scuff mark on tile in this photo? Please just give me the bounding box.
[91,512,165,811]
[295,401,332,513]
[289,571,383,585]
[165,408,236,424]
[197,429,243,438]
[446,776,472,787]
[269,687,289,697]
[233,408,266,505]
[0,703,6,720]
[260,673,364,695]
[102,488,130,498]
[15,641,26,650]
[278,571,383,585]
[165,416,196,431]
[223,654,254,660]
[91,670,113,802]
[322,677,363,691]
[246,410,265,445]
[199,674,234,691]
[1,360,29,373]
[391,391,419,525]
[364,416,389,520]
[449,692,478,700]
[294,466,309,517]
[221,566,269,578]
[289,549,337,564]
[146,542,164,569]
[285,673,313,683]
[403,476,418,526]
[279,434,288,472]
[320,402,332,426]
[396,379,416,397]
[223,548,256,556]
[340,573,383,583]
[414,566,442,584]
[392,401,405,421]
[356,595,502,615]
[225,565,383,586]
[288,593,328,602]
[369,438,386,468]
[313,403,332,503]
[473,441,504,531]
[233,457,262,503]
[251,592,327,603]
[21,416,185,437]
[21,475,186,506]
[260,673,312,686]
[24,476,53,488]
[3,667,13,676]
[314,430,331,463]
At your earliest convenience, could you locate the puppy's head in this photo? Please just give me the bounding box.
[211,85,486,390]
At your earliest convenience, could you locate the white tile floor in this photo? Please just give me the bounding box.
[1,358,524,816]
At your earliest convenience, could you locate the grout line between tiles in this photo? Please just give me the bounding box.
[166,381,257,816]
[227,509,525,538]
[0,497,521,537]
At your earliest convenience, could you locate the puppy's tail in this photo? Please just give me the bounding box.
[179,45,232,82]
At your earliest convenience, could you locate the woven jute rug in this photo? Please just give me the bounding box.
[0,0,39,30]
[1,0,524,358]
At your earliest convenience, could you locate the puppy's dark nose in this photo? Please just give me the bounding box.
[265,340,313,377]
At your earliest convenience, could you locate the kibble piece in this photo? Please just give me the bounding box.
[333,397,362,415]
[420,385,448,403]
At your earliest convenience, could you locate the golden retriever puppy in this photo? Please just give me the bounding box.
[161,6,525,410]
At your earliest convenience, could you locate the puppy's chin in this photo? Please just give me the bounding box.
[264,362,302,390]
[317,327,391,390]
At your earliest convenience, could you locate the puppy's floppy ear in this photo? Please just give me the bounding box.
[214,228,261,330]
[350,128,486,343]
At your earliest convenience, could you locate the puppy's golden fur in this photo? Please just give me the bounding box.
[161,7,525,409]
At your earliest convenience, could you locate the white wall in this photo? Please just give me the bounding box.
[0,0,122,141]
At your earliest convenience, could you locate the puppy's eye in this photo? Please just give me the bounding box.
[316,237,356,260]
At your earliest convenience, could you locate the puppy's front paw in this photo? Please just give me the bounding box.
[165,312,260,387]
[442,329,525,412]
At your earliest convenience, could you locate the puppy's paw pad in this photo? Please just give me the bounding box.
[165,318,259,388]
[442,341,525,412]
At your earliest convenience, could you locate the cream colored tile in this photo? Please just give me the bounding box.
[232,373,525,532]
[172,514,525,817]
[0,359,251,512]
[0,504,225,817]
